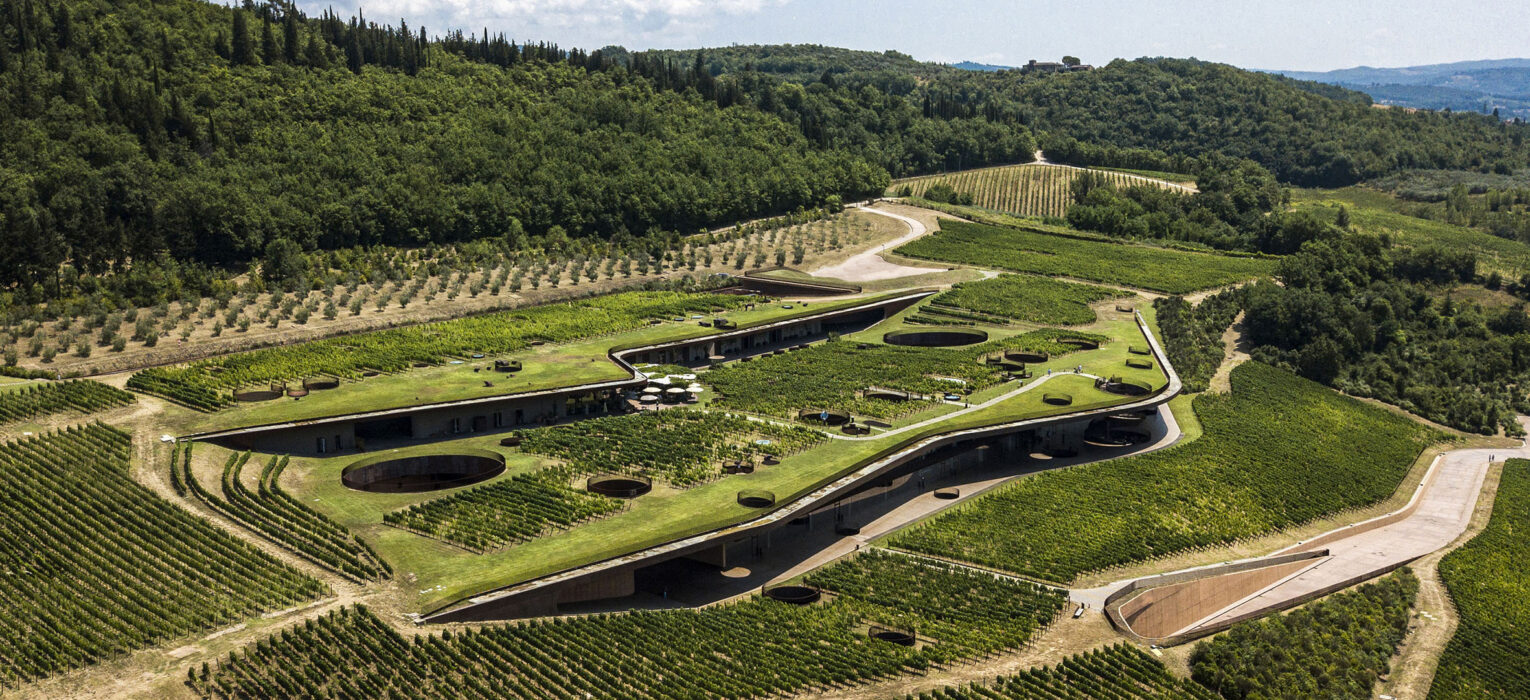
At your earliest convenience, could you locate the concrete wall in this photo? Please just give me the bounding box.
[1119,558,1317,638]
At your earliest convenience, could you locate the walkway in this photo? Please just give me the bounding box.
[809,206,945,282]
[1180,442,1521,634]
[736,370,1112,442]
[1077,424,1529,637]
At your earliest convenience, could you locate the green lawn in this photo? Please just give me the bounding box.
[276,309,1167,612]
[1293,188,1530,275]
[183,291,918,433]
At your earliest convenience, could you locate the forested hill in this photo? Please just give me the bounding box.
[0,0,894,295]
[654,45,1530,186]
[6,1,1530,311]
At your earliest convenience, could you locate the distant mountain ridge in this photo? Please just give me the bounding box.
[951,60,1015,72]
[1269,59,1530,118]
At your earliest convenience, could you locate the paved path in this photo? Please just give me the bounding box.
[736,370,1111,442]
[809,206,945,282]
[1073,425,1529,631]
[1178,443,1522,634]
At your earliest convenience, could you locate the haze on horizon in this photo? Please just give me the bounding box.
[293,0,1526,72]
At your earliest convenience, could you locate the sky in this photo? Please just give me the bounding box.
[296,0,1529,72]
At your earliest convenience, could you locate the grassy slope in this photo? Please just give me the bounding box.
[1293,187,1530,274]
[885,362,1443,584]
[177,292,911,433]
[280,313,1166,611]
[896,219,1275,294]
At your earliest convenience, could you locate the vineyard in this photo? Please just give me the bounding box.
[1155,288,1246,393]
[902,644,1218,699]
[126,291,751,410]
[1428,459,1530,699]
[0,379,134,424]
[0,425,326,688]
[888,362,1441,583]
[1190,569,1417,700]
[704,330,1101,420]
[893,164,1187,219]
[926,274,1130,326]
[519,410,827,486]
[191,553,1063,698]
[897,220,1275,294]
[382,472,625,552]
[805,550,1067,664]
[175,446,391,581]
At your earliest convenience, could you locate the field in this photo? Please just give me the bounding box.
[21,208,903,377]
[926,274,1130,326]
[0,379,134,424]
[272,314,1164,611]
[383,472,626,552]
[128,291,753,411]
[887,362,1442,584]
[1293,188,1530,274]
[907,644,1218,699]
[804,550,1067,664]
[897,220,1275,294]
[193,553,1064,698]
[1190,569,1418,699]
[518,410,826,486]
[0,425,326,688]
[703,329,1104,420]
[1428,459,1530,699]
[174,445,391,581]
[891,163,1189,219]
[148,291,914,434]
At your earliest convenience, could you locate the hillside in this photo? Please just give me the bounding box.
[654,46,1530,186]
[1275,59,1530,119]
[0,1,886,298]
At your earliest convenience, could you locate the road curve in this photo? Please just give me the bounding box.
[809,207,946,282]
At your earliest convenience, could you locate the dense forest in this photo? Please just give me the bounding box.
[5,0,1530,322]
[663,45,1530,186]
[1242,230,1530,434]
[0,0,890,307]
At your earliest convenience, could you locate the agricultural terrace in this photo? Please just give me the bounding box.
[924,274,1131,326]
[173,445,391,581]
[192,553,1066,698]
[1190,569,1418,700]
[888,362,1442,584]
[150,290,909,433]
[892,163,1189,219]
[379,411,824,552]
[383,470,626,552]
[897,220,1275,294]
[1428,459,1530,699]
[1294,187,1530,275]
[0,426,326,689]
[516,410,825,487]
[0,379,134,425]
[905,644,1218,700]
[278,312,1169,610]
[130,290,753,412]
[704,329,1109,422]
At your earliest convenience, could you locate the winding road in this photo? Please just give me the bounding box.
[1075,418,1529,641]
[808,206,945,282]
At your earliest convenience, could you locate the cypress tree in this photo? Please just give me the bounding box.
[345,29,361,74]
[282,11,299,64]
[261,15,276,64]
[230,10,252,65]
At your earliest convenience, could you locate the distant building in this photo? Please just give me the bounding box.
[1024,59,1093,74]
